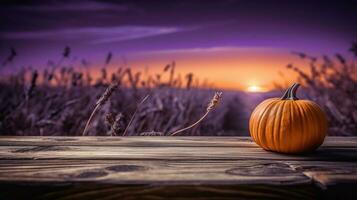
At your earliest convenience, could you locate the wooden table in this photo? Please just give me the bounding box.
[0,136,356,200]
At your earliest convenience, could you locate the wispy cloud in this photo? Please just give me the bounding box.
[1,26,183,44]
[91,26,181,44]
[137,46,285,55]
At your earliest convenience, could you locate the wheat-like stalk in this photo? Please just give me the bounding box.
[82,83,118,136]
[25,70,38,101]
[170,91,222,136]
[106,112,123,136]
[122,94,149,136]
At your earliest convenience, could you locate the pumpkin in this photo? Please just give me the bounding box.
[249,83,327,154]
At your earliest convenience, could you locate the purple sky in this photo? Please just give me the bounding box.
[0,0,356,89]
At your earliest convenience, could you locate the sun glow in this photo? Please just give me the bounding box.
[246,85,265,93]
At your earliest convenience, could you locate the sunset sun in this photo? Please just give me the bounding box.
[246,85,265,93]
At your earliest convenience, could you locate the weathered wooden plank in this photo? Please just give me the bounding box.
[0,160,356,199]
[286,161,357,188]
[0,136,356,199]
[0,136,355,147]
[0,160,310,185]
[0,145,356,161]
[0,159,318,199]
[0,160,356,187]
[0,136,256,147]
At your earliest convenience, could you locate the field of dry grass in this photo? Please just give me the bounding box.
[0,58,250,136]
[0,44,356,136]
[282,43,357,136]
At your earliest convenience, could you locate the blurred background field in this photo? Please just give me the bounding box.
[0,0,356,136]
[0,45,356,136]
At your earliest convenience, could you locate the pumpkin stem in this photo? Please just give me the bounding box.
[281,83,300,100]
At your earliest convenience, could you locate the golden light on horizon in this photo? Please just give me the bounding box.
[101,47,304,91]
[246,85,266,93]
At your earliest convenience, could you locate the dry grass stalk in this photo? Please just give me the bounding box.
[105,52,112,66]
[122,94,149,136]
[82,83,118,136]
[106,113,115,125]
[26,70,38,101]
[106,112,123,136]
[170,91,222,136]
[2,47,17,66]
[111,114,123,136]
[186,73,193,89]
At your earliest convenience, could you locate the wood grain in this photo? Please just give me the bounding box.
[0,136,356,200]
[0,136,356,147]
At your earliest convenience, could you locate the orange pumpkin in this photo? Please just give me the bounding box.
[249,83,327,154]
